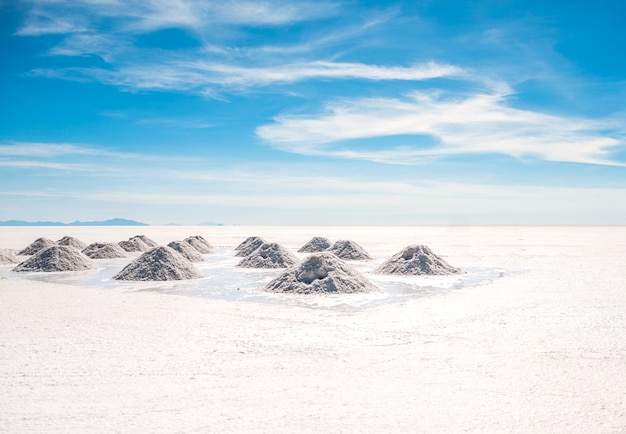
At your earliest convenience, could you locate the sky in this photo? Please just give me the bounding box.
[1,0,625,225]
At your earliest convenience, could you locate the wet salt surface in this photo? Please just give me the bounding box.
[2,246,505,311]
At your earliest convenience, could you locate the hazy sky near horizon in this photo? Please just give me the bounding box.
[1,0,625,224]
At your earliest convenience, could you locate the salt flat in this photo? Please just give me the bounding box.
[1,226,625,433]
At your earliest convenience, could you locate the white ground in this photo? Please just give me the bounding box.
[1,226,625,433]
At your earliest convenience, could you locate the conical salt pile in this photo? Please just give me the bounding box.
[118,236,152,252]
[374,244,462,275]
[263,252,378,294]
[234,236,267,257]
[83,242,128,259]
[328,240,372,260]
[184,235,213,253]
[13,246,97,272]
[135,235,159,248]
[57,236,88,250]
[113,246,203,281]
[168,241,204,262]
[18,237,57,255]
[237,242,298,269]
[298,236,332,253]
[0,249,19,265]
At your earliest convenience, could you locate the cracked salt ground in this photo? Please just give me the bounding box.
[3,245,504,311]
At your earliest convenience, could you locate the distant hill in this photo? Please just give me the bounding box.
[0,218,148,226]
[198,221,224,226]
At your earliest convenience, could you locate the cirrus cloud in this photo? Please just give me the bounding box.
[256,89,625,166]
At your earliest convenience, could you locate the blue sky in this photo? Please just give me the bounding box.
[1,0,625,225]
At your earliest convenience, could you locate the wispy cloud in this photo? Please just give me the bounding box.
[0,142,200,163]
[0,160,92,171]
[185,60,463,86]
[30,60,463,93]
[136,117,214,129]
[14,4,89,36]
[256,89,625,166]
[0,142,130,158]
[16,0,340,37]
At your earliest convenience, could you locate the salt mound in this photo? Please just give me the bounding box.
[184,235,213,253]
[18,237,56,255]
[234,236,267,257]
[57,236,88,250]
[113,246,203,281]
[168,241,204,262]
[298,236,332,253]
[135,235,159,248]
[118,236,151,252]
[328,239,372,260]
[263,252,378,294]
[83,242,128,259]
[0,249,19,265]
[375,244,462,275]
[237,242,298,269]
[13,246,97,272]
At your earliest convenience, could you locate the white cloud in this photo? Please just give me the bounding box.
[0,142,126,158]
[136,117,214,129]
[0,142,203,166]
[30,60,463,93]
[14,6,89,36]
[256,90,625,166]
[205,1,339,26]
[16,0,339,37]
[0,160,92,171]
[186,60,464,86]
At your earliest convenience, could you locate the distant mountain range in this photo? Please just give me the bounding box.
[0,218,148,226]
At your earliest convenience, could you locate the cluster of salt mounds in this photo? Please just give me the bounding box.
[235,236,266,257]
[118,235,158,252]
[57,236,87,250]
[82,242,128,259]
[298,236,332,253]
[263,253,378,294]
[13,246,97,272]
[328,240,372,260]
[113,246,203,281]
[184,235,213,253]
[375,244,462,275]
[167,241,204,262]
[17,237,56,255]
[237,242,298,269]
[0,249,19,265]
